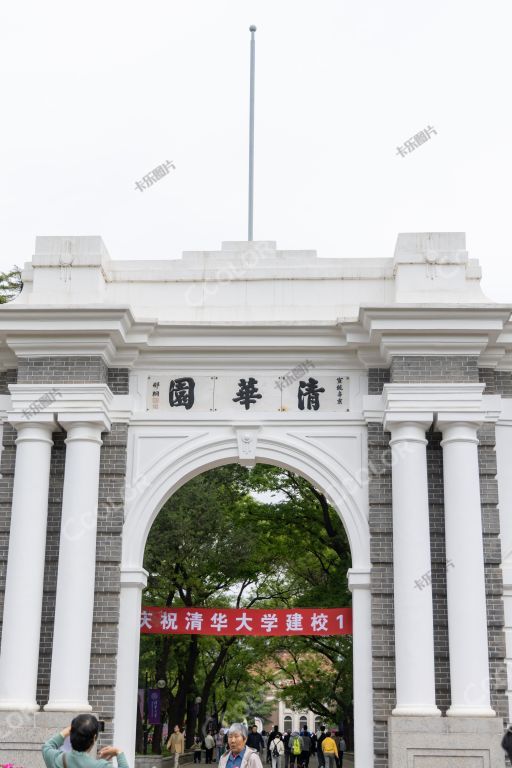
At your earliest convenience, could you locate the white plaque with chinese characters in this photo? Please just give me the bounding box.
[146,371,350,414]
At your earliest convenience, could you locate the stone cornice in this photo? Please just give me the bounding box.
[364,383,502,425]
[0,304,511,370]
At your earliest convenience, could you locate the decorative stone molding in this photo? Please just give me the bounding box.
[233,424,261,466]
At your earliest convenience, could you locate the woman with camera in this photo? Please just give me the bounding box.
[42,714,128,768]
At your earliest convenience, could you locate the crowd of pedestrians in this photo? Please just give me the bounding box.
[183,723,347,768]
[41,718,347,768]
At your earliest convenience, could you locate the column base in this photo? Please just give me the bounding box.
[392,705,441,716]
[388,714,504,768]
[0,700,39,711]
[446,704,496,717]
[44,701,92,712]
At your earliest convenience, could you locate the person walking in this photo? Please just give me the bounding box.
[321,732,338,768]
[167,724,185,768]
[193,735,202,764]
[300,731,311,768]
[268,731,284,768]
[218,723,264,768]
[216,729,225,762]
[247,725,264,754]
[205,731,215,764]
[337,736,346,768]
[42,716,128,768]
[316,727,326,768]
[288,732,302,768]
[309,733,316,764]
[283,731,290,768]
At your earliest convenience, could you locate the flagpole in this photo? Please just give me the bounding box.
[248,25,256,241]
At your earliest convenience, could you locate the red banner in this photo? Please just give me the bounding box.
[140,607,352,636]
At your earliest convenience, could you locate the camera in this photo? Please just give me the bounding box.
[98,720,105,733]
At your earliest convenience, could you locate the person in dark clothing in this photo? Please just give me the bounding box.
[317,727,326,768]
[300,731,311,768]
[283,731,290,768]
[247,726,265,754]
[309,733,317,764]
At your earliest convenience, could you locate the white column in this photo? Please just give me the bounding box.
[45,415,109,711]
[385,415,440,716]
[0,416,55,710]
[348,568,374,767]
[438,418,495,716]
[114,567,148,767]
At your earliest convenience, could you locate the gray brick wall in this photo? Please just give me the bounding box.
[368,368,391,395]
[90,422,128,746]
[390,355,479,383]
[37,431,66,705]
[0,368,18,394]
[17,356,108,384]
[107,368,129,395]
[426,430,451,713]
[480,367,512,398]
[367,414,393,768]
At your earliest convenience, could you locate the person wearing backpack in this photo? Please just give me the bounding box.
[193,735,202,764]
[288,732,303,768]
[268,731,284,768]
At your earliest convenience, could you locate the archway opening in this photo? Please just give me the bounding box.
[136,462,354,762]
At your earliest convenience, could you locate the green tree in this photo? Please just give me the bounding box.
[0,267,22,303]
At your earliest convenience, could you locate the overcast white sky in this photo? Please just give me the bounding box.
[1,1,512,301]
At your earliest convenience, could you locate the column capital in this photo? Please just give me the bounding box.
[7,413,57,439]
[347,568,371,591]
[383,412,433,435]
[436,416,482,445]
[58,412,111,435]
[121,567,148,590]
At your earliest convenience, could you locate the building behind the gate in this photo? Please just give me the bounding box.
[0,233,511,767]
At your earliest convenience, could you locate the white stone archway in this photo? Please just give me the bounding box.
[114,422,373,767]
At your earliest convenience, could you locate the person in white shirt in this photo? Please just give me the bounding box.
[268,732,284,768]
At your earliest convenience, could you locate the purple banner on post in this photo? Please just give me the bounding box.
[148,688,161,725]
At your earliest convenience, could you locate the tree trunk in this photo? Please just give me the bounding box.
[197,638,235,735]
[168,635,199,735]
[186,695,198,747]
[136,700,144,755]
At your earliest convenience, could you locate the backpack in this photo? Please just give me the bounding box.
[339,738,346,752]
[292,738,301,755]
[272,741,279,758]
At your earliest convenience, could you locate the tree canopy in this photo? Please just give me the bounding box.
[0,267,22,303]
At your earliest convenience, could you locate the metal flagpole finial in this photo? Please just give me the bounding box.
[248,25,257,241]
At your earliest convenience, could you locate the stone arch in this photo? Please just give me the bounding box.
[115,427,373,767]
[122,430,370,570]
